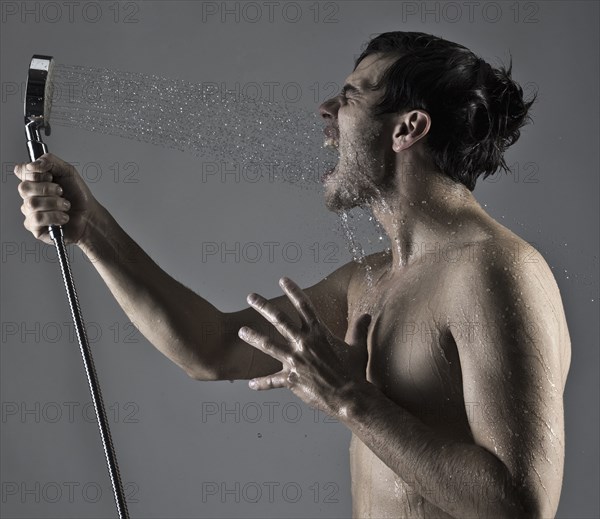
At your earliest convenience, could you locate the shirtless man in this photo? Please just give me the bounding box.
[15,32,570,518]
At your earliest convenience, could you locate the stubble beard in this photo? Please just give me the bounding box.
[323,120,390,213]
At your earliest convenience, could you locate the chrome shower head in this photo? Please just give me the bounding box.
[24,55,54,159]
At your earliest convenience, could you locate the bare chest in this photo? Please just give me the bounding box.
[345,261,473,517]
[346,263,470,434]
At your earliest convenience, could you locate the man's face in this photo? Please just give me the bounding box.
[319,53,399,212]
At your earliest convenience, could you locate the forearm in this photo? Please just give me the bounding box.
[339,381,531,518]
[78,203,222,379]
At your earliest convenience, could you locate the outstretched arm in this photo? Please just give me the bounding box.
[15,154,357,381]
[79,203,355,380]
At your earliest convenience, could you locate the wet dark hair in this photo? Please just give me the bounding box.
[355,32,537,191]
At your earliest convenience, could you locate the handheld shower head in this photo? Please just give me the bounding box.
[20,55,131,518]
[24,55,54,160]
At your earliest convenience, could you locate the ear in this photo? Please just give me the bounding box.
[391,110,431,153]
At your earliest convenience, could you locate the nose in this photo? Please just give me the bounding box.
[319,97,339,121]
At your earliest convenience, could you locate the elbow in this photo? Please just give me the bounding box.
[179,340,223,380]
[509,504,545,519]
[515,498,549,519]
[490,496,543,519]
[185,364,221,381]
[181,355,221,381]
[497,477,547,519]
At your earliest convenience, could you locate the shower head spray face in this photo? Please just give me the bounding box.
[25,55,54,134]
[24,55,54,160]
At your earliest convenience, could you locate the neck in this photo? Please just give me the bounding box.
[369,159,484,270]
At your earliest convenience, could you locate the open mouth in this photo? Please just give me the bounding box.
[323,136,339,149]
[322,136,340,182]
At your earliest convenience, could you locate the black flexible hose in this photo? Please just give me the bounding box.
[49,225,130,519]
[26,137,130,519]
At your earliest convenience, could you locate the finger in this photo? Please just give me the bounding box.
[14,159,53,179]
[24,211,69,231]
[21,196,70,214]
[238,326,290,363]
[18,181,63,199]
[248,370,290,391]
[348,313,372,348]
[38,153,76,179]
[14,153,78,182]
[14,167,53,183]
[246,293,299,342]
[278,276,320,325]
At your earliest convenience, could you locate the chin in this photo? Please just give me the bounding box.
[324,168,383,213]
[323,177,366,212]
[324,193,358,213]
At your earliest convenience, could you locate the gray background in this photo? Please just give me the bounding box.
[1,1,598,518]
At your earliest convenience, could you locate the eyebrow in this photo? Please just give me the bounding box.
[341,83,361,95]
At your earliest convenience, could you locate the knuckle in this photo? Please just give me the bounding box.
[299,301,314,317]
[32,212,45,225]
[27,197,42,210]
[17,181,30,198]
[40,183,55,196]
[64,162,78,180]
[273,309,286,323]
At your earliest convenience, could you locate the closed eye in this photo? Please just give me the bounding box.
[340,84,360,99]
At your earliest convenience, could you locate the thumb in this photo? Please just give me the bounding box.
[347,313,372,349]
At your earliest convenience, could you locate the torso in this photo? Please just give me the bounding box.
[346,249,469,518]
[343,221,571,518]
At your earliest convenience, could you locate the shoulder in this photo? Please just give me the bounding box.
[447,220,563,313]
[304,250,391,305]
[465,229,563,316]
[447,226,571,385]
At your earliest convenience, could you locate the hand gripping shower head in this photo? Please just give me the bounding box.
[24,55,54,161]
[23,55,130,519]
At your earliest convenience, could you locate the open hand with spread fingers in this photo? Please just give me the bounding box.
[238,276,372,419]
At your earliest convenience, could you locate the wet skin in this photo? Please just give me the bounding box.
[15,54,570,519]
[237,53,571,518]
[239,231,570,518]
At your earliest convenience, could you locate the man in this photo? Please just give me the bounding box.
[15,32,570,518]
